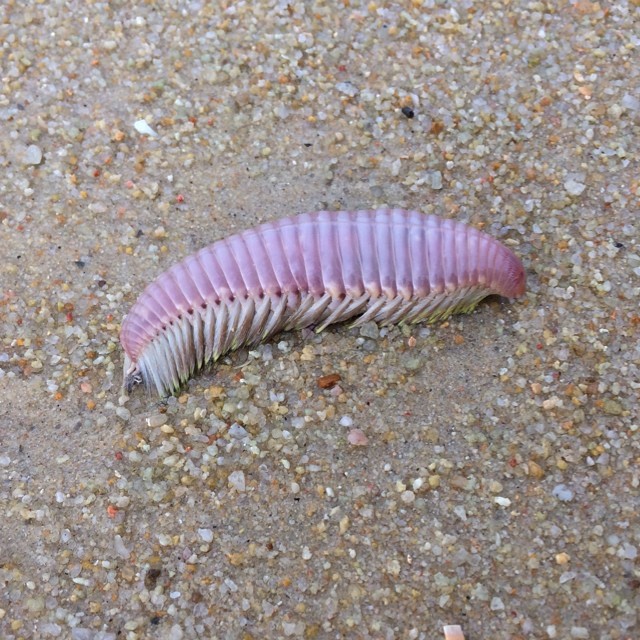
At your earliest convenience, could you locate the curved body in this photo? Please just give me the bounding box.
[121,209,526,395]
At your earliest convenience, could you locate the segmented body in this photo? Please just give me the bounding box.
[121,209,526,396]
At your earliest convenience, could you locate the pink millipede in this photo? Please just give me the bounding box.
[121,209,526,396]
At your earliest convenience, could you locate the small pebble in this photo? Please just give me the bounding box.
[359,322,379,339]
[228,423,249,439]
[564,178,586,196]
[146,413,167,428]
[198,528,214,543]
[134,119,158,137]
[429,170,443,190]
[347,428,368,446]
[403,356,422,371]
[317,373,341,389]
[490,597,505,611]
[552,484,575,501]
[335,81,358,97]
[228,470,246,492]
[401,106,415,119]
[115,407,131,422]
[24,144,43,165]
[453,505,467,521]
[113,535,130,559]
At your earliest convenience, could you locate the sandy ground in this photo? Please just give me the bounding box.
[1,1,639,639]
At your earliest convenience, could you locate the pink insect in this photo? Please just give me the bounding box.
[121,209,526,396]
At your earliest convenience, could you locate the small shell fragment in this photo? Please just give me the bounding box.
[347,428,369,446]
[443,625,465,640]
[134,119,158,137]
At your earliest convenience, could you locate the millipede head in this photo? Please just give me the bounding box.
[123,355,143,393]
[125,370,143,393]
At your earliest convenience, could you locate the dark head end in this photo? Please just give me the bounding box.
[123,354,143,394]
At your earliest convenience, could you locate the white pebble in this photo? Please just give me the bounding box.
[24,144,43,165]
[336,81,358,97]
[134,119,158,137]
[490,597,505,611]
[0,455,11,467]
[552,484,574,501]
[494,496,512,507]
[228,423,249,439]
[619,543,637,560]
[114,535,131,559]
[430,170,443,190]
[564,178,586,196]
[453,505,467,521]
[223,577,238,592]
[228,470,246,492]
[198,528,214,543]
